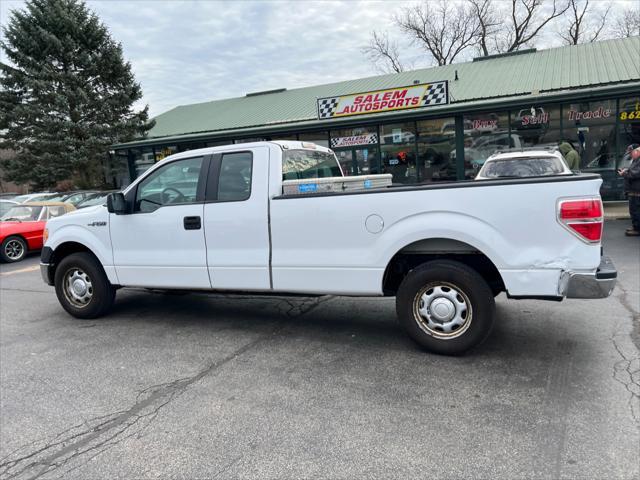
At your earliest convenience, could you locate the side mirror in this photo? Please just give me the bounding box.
[107,192,128,215]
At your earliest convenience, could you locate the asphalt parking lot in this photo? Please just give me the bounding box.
[0,220,638,480]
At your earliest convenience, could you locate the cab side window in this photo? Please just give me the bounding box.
[135,157,203,212]
[217,152,252,201]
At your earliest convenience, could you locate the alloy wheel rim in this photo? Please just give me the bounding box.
[413,281,473,339]
[5,240,24,260]
[63,268,93,308]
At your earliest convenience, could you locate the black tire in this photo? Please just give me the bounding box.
[54,252,115,319]
[0,235,28,263]
[396,260,495,355]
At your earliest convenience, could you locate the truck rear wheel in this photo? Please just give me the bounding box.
[54,252,115,319]
[396,260,495,355]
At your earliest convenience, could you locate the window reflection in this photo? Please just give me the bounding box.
[511,104,562,150]
[330,126,379,176]
[379,123,416,184]
[298,132,329,148]
[416,118,456,182]
[461,112,509,178]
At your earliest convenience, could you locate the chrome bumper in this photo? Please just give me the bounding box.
[40,262,54,286]
[560,256,617,299]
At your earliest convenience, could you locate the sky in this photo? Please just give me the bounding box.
[0,0,635,118]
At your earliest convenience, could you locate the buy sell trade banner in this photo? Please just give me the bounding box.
[317,81,448,120]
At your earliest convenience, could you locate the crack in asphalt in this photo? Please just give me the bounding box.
[611,282,640,425]
[0,295,333,480]
[0,288,51,294]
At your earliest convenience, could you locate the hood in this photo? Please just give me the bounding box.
[45,204,107,234]
[558,142,572,155]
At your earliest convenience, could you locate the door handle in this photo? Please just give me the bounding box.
[183,216,201,230]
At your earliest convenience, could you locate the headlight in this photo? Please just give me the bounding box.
[43,228,48,244]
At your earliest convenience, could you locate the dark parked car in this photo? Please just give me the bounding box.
[75,191,117,208]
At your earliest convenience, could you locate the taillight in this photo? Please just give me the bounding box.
[558,198,603,243]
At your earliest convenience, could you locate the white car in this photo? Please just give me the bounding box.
[475,149,572,180]
[40,141,615,355]
[0,199,19,217]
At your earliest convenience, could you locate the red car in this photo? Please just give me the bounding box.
[0,202,75,263]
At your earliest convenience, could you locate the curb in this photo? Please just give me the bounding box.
[603,201,630,220]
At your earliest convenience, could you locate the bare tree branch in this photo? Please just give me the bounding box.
[612,5,640,38]
[468,0,500,57]
[500,0,571,52]
[394,0,480,66]
[362,31,406,73]
[558,0,611,45]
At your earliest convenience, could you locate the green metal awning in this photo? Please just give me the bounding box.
[114,37,640,149]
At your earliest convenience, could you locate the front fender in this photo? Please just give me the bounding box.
[45,222,117,284]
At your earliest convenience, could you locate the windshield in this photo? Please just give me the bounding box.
[282,150,343,181]
[28,193,58,202]
[1,205,43,221]
[0,202,17,216]
[480,157,566,178]
[77,194,109,208]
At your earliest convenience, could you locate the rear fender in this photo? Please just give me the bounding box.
[376,211,509,270]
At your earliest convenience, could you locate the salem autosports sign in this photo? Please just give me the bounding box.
[317,81,448,120]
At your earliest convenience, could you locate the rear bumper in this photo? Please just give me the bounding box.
[560,256,617,299]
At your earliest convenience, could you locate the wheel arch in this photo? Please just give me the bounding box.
[382,237,505,296]
[2,233,28,246]
[47,239,117,285]
[50,241,98,265]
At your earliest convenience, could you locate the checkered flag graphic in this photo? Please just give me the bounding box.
[317,97,339,119]
[366,133,378,144]
[421,81,448,106]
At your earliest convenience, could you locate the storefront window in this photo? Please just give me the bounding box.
[510,103,562,149]
[380,122,417,183]
[618,96,640,165]
[205,140,233,147]
[155,145,178,162]
[269,133,298,141]
[330,126,380,176]
[235,137,266,144]
[611,96,640,200]
[178,142,205,152]
[462,111,509,178]
[107,149,132,189]
[563,99,616,170]
[416,117,456,182]
[298,131,328,148]
[129,146,155,178]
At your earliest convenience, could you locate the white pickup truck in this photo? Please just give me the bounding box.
[41,141,616,355]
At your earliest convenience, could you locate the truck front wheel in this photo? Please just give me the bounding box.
[396,260,495,355]
[54,252,115,319]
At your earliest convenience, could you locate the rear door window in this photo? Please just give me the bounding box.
[217,152,253,202]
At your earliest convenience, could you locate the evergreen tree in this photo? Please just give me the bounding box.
[0,0,154,189]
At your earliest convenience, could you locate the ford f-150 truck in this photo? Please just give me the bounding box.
[40,141,616,355]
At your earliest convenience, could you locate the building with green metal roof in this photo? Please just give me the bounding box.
[110,37,640,199]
